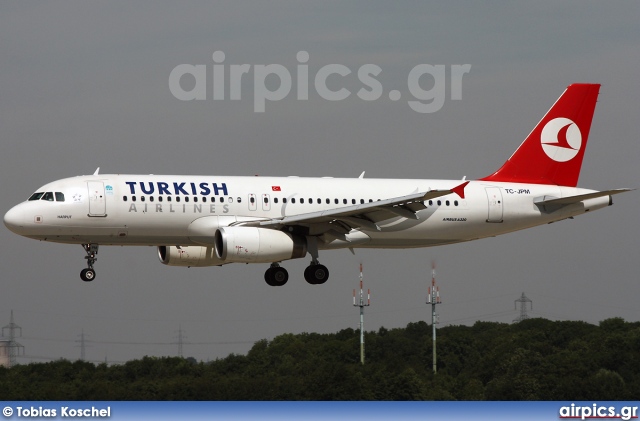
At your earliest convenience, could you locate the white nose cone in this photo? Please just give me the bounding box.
[4,205,25,234]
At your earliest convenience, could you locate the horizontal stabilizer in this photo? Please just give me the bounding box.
[534,188,634,206]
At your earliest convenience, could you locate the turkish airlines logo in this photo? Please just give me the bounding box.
[540,117,582,162]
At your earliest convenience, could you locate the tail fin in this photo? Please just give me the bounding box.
[481,83,600,187]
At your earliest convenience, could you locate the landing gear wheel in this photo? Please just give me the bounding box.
[80,268,96,282]
[81,244,99,283]
[264,266,289,287]
[304,264,329,285]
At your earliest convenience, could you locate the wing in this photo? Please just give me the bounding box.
[233,182,469,235]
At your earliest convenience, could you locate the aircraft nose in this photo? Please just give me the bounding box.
[4,205,25,234]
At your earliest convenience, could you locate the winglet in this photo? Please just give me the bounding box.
[452,181,470,199]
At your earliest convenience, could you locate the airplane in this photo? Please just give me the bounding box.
[3,83,633,286]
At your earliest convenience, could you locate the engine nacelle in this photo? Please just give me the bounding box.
[215,227,307,263]
[158,245,225,267]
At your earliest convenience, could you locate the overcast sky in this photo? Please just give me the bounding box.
[1,1,639,364]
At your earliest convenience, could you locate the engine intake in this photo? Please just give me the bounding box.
[158,245,225,267]
[215,227,307,263]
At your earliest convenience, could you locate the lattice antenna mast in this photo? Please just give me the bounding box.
[75,329,91,361]
[353,263,370,365]
[2,310,25,367]
[173,325,187,357]
[426,261,441,374]
[513,292,533,322]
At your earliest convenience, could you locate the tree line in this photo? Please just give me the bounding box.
[1,317,638,400]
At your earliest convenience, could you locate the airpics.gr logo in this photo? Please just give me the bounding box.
[540,117,582,162]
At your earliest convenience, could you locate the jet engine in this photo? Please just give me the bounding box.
[214,227,307,263]
[158,245,225,267]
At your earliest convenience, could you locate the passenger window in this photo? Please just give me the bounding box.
[150,196,155,202]
[220,197,224,203]
[201,197,206,203]
[429,200,433,206]
[343,199,347,204]
[29,192,44,201]
[55,192,65,202]
[141,196,146,202]
[185,197,189,203]
[250,197,255,204]
[237,197,242,203]
[334,199,339,204]
[193,197,197,203]
[308,198,312,204]
[326,198,330,204]
[352,199,356,204]
[437,200,441,206]
[317,198,321,204]
[274,198,279,204]
[446,200,450,206]
[283,198,287,204]
[264,197,269,204]
[42,192,54,201]
[360,199,365,204]
[123,196,128,202]
[176,197,181,202]
[132,196,137,202]
[291,198,296,204]
[454,200,459,206]
[159,196,163,202]
[167,196,172,202]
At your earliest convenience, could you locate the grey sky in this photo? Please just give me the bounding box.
[1,1,638,363]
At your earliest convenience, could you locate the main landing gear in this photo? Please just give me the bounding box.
[80,244,98,282]
[264,263,289,287]
[304,261,329,285]
[262,260,329,287]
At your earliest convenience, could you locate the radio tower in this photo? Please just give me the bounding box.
[426,261,441,374]
[173,325,187,357]
[353,263,370,365]
[2,310,25,367]
[76,329,91,361]
[513,292,533,322]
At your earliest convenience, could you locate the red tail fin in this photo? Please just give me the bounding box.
[481,83,600,187]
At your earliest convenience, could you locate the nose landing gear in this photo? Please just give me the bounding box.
[80,244,98,282]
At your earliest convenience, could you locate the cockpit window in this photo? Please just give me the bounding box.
[41,192,54,201]
[29,192,44,201]
[55,192,65,202]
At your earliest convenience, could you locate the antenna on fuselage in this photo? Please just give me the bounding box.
[93,167,100,176]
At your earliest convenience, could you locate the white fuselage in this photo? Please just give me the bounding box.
[4,174,609,249]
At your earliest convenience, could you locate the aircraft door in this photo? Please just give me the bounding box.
[88,181,107,217]
[248,193,257,211]
[485,187,503,223]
